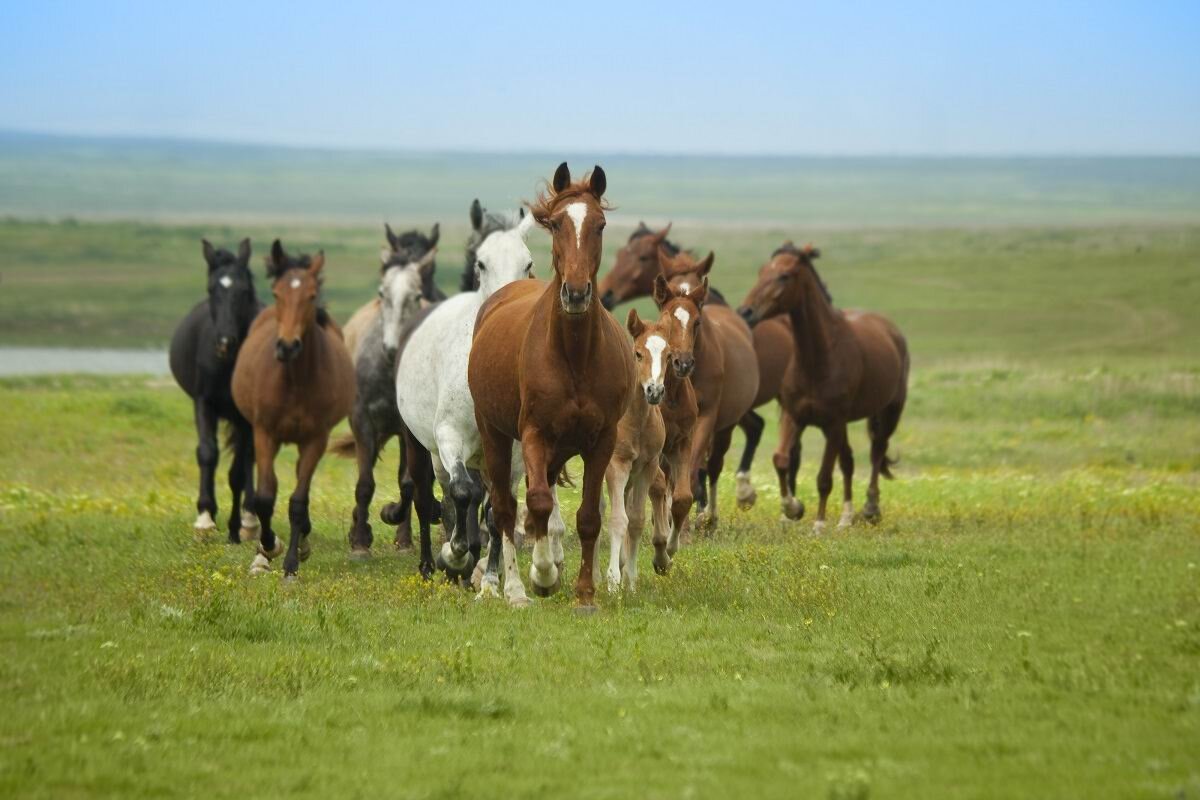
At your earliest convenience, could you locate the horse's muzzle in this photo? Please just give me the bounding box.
[644,383,665,405]
[275,338,302,361]
[671,354,695,378]
[560,282,593,315]
[215,336,237,361]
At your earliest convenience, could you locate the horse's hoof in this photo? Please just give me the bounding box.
[507,593,531,609]
[531,579,560,598]
[379,503,404,526]
[862,504,882,525]
[812,520,827,536]
[782,498,805,521]
[239,512,260,538]
[735,472,757,510]
[283,573,299,585]
[258,539,285,559]
[194,510,217,534]
[248,553,271,576]
[838,514,855,530]
[573,604,599,617]
[695,512,716,534]
[393,527,413,551]
[475,578,501,601]
[419,562,435,581]
[471,560,486,592]
[348,547,372,561]
[606,576,622,595]
[653,559,672,576]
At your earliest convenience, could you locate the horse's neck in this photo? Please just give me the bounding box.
[664,370,695,415]
[788,289,840,381]
[283,324,327,383]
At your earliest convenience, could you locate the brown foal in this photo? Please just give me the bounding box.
[468,163,635,609]
[232,240,355,577]
[738,243,909,532]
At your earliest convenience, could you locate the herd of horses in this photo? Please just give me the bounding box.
[168,162,910,610]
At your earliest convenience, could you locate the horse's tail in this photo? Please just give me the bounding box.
[328,432,358,458]
[556,465,575,489]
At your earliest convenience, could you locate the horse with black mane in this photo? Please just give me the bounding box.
[169,238,262,544]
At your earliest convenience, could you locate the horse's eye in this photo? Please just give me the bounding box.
[776,273,793,283]
[635,351,643,360]
[477,260,486,272]
[525,261,533,273]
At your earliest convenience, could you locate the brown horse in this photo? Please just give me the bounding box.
[598,223,793,508]
[603,309,671,592]
[469,162,635,609]
[232,240,355,577]
[653,250,758,531]
[738,242,909,532]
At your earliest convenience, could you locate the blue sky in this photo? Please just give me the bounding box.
[2,1,1197,155]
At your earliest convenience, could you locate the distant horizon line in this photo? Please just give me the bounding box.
[3,127,1199,161]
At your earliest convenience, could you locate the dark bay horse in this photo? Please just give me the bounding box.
[232,240,355,577]
[169,238,262,543]
[653,250,758,531]
[598,223,793,508]
[469,162,635,609]
[738,242,909,532]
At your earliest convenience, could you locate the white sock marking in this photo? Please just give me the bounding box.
[565,202,588,249]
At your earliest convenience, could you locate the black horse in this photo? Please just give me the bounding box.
[169,239,262,543]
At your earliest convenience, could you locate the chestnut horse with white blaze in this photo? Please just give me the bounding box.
[232,240,355,577]
[598,224,794,508]
[653,250,758,531]
[738,242,908,532]
[603,308,672,592]
[469,162,635,609]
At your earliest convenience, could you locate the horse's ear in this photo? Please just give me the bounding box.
[652,274,671,309]
[470,199,483,231]
[689,276,709,307]
[385,224,399,251]
[552,162,571,193]
[418,248,437,280]
[518,207,526,220]
[590,165,606,199]
[517,210,536,238]
[655,222,673,243]
[655,246,674,273]
[202,239,217,269]
[804,243,822,260]
[428,223,440,248]
[697,251,715,277]
[626,308,645,339]
[308,250,325,277]
[268,239,287,277]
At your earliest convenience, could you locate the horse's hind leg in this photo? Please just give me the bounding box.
[699,425,733,532]
[575,431,618,609]
[281,434,326,578]
[480,421,527,607]
[734,409,764,510]
[604,458,632,593]
[404,428,437,580]
[192,399,219,536]
[248,429,282,575]
[623,462,654,592]
[648,465,672,576]
[837,438,855,529]
[379,435,415,550]
[865,400,904,524]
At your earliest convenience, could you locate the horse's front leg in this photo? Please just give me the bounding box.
[734,409,764,510]
[520,429,558,597]
[575,430,617,610]
[248,429,282,574]
[687,412,717,533]
[282,433,327,578]
[227,419,258,543]
[812,424,845,535]
[837,437,855,529]
[604,457,631,593]
[662,442,693,563]
[479,420,526,607]
[773,411,805,521]
[347,413,378,557]
[192,398,219,536]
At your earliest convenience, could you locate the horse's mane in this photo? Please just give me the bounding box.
[629,223,681,257]
[773,242,831,303]
[526,173,611,224]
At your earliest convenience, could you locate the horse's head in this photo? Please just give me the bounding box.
[474,211,536,298]
[464,200,525,291]
[384,222,441,302]
[652,272,707,379]
[625,309,673,405]
[376,248,433,355]
[202,238,256,362]
[737,241,825,327]
[598,222,674,310]
[267,239,324,362]
[657,247,714,297]
[528,162,608,316]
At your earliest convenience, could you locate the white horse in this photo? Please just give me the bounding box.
[396,211,563,598]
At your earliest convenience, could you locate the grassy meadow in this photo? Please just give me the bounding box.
[0,147,1199,797]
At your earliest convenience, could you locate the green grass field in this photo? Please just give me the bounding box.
[1,199,1199,796]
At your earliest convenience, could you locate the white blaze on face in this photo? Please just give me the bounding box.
[679,282,691,293]
[290,278,301,290]
[673,306,691,330]
[565,202,588,249]
[218,275,233,289]
[645,334,667,383]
